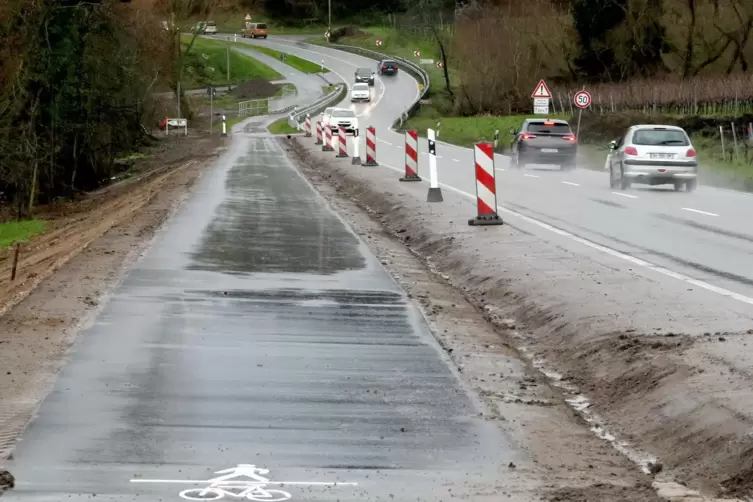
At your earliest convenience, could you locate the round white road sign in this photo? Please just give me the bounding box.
[574,90,592,109]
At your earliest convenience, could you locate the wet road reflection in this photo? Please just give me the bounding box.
[188,138,364,275]
[2,136,513,501]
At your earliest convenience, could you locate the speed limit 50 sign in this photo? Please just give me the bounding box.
[574,90,591,109]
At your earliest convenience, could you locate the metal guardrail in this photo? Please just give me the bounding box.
[287,84,348,130]
[238,86,297,117]
[322,43,431,129]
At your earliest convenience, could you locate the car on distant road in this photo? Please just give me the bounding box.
[321,107,336,130]
[607,124,698,191]
[350,83,371,102]
[242,22,268,38]
[325,108,359,135]
[192,21,217,35]
[377,59,399,76]
[354,67,375,86]
[510,118,577,170]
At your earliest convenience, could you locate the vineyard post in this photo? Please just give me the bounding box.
[731,122,740,162]
[720,125,726,161]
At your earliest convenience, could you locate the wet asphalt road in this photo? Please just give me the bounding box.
[247,36,753,307]
[3,132,515,500]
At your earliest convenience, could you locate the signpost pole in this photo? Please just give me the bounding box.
[176,81,181,119]
[209,87,213,134]
[572,89,592,140]
[226,44,231,92]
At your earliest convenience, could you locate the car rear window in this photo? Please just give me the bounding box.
[256,23,267,29]
[526,122,571,134]
[353,84,368,91]
[357,68,371,75]
[207,21,216,26]
[382,61,397,66]
[632,128,689,146]
[332,109,355,117]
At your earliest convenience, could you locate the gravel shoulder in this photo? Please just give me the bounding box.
[285,136,753,500]
[0,133,227,469]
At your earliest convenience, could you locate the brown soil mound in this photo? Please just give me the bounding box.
[230,79,281,100]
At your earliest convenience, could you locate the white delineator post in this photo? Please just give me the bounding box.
[351,133,361,165]
[468,142,503,225]
[426,128,442,202]
[221,115,227,137]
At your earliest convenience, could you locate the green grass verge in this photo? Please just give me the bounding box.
[402,113,568,148]
[180,36,282,88]
[268,117,299,134]
[242,44,324,73]
[0,219,46,248]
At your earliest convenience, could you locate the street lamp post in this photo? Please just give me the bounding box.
[328,0,331,37]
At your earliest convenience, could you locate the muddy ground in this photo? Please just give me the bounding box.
[284,136,753,501]
[0,131,226,467]
[278,138,670,501]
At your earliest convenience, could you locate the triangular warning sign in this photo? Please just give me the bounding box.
[531,79,552,99]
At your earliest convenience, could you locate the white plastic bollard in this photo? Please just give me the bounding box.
[351,134,361,165]
[221,115,227,137]
[427,128,442,201]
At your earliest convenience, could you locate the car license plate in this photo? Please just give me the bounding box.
[541,148,558,153]
[650,153,673,159]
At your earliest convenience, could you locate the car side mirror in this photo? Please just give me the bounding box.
[609,140,617,150]
[509,128,515,135]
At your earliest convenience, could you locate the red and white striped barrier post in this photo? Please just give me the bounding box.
[364,127,378,166]
[400,130,421,181]
[315,121,323,145]
[336,127,348,157]
[304,114,312,137]
[322,125,334,151]
[468,142,503,226]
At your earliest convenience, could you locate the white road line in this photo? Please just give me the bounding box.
[682,207,719,217]
[524,174,539,178]
[130,480,358,486]
[376,161,753,307]
[612,191,637,198]
[495,168,506,172]
[562,181,579,186]
[453,159,460,162]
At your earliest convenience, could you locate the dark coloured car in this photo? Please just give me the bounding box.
[355,67,375,85]
[510,118,577,170]
[377,59,398,76]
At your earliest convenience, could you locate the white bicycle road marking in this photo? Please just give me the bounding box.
[130,464,357,501]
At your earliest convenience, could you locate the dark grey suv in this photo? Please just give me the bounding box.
[377,59,398,76]
[510,118,578,170]
[355,67,375,86]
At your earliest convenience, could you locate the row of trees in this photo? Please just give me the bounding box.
[397,0,753,114]
[0,0,217,215]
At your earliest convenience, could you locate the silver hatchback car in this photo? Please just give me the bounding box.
[607,125,698,191]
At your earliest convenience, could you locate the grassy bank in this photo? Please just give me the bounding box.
[0,220,46,248]
[242,44,324,73]
[268,117,299,134]
[180,36,282,88]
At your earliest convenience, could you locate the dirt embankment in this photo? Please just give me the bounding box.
[0,132,226,465]
[286,137,753,500]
